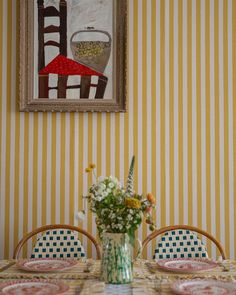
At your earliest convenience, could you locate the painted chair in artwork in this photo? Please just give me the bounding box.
[37,0,67,98]
[142,225,226,260]
[13,224,101,259]
[37,0,108,99]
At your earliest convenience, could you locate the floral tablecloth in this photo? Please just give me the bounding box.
[0,259,236,294]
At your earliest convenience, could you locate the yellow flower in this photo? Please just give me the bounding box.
[85,167,92,173]
[125,197,141,209]
[89,163,96,169]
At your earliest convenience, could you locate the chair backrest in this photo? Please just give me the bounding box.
[37,0,67,71]
[13,224,101,260]
[152,229,208,260]
[37,0,68,98]
[31,229,86,259]
[142,225,226,260]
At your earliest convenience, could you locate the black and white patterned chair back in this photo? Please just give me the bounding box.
[154,229,208,260]
[31,229,86,259]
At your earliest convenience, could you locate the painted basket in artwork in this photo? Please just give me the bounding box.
[70,28,111,73]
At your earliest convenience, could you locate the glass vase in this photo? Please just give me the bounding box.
[100,232,133,284]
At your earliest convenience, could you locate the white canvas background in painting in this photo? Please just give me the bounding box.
[33,0,113,99]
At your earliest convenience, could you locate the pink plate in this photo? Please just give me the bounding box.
[17,258,77,272]
[156,258,218,273]
[0,279,69,295]
[171,279,236,295]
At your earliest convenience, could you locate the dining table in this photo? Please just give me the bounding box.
[0,258,236,294]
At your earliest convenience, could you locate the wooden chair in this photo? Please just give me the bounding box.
[13,224,101,260]
[37,0,68,98]
[142,225,226,260]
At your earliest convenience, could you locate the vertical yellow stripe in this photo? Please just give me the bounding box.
[115,114,120,179]
[223,0,230,258]
[142,0,147,257]
[124,0,129,179]
[132,0,139,255]
[14,110,20,248]
[96,113,101,243]
[51,114,56,224]
[187,0,193,225]
[13,0,19,252]
[41,113,47,225]
[13,29,20,249]
[205,0,212,257]
[214,0,221,243]
[196,0,202,228]
[151,0,156,254]
[124,116,129,180]
[69,114,75,225]
[160,0,166,227]
[124,0,129,182]
[106,114,111,176]
[33,114,38,229]
[123,117,129,176]
[31,114,38,248]
[0,0,3,189]
[97,114,102,180]
[86,115,91,172]
[77,114,83,248]
[60,113,65,223]
[141,0,147,187]
[178,0,184,225]
[23,114,29,257]
[169,0,175,225]
[133,0,138,191]
[13,0,20,253]
[87,113,93,258]
[232,0,236,259]
[78,114,84,229]
[4,0,12,258]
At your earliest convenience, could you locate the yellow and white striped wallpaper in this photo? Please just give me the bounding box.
[1,0,236,260]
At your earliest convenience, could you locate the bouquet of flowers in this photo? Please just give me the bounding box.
[83,156,156,244]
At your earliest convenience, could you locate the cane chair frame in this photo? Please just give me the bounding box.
[142,225,226,260]
[13,224,101,260]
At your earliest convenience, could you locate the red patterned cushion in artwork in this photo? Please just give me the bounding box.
[39,55,103,76]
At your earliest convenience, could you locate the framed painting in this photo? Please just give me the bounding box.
[19,0,127,112]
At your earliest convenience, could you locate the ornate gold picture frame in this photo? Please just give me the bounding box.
[19,0,127,112]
